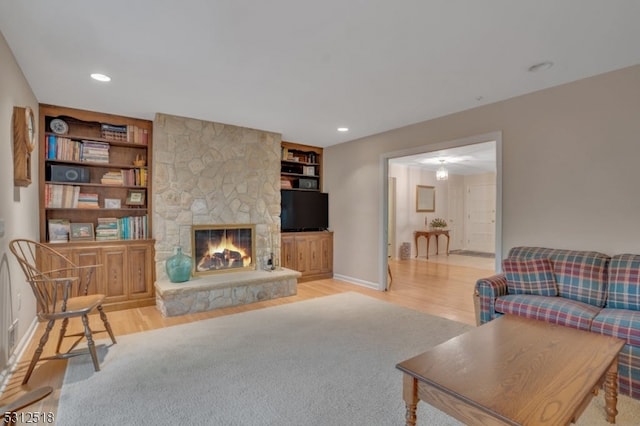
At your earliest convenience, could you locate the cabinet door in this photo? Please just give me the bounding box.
[102,246,128,302]
[307,237,322,274]
[39,246,73,275]
[294,236,309,274]
[281,235,296,269]
[73,248,102,295]
[320,233,333,273]
[128,244,153,299]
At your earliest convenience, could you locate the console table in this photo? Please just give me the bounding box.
[414,230,450,259]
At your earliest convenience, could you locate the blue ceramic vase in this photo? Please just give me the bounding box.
[165,247,193,283]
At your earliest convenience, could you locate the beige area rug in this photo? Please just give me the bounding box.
[58,292,640,425]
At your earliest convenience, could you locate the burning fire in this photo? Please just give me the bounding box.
[196,235,252,271]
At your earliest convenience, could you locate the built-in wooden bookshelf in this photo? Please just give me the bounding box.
[280,141,333,280]
[38,104,155,310]
[280,141,323,191]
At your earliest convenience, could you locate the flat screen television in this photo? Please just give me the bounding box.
[281,190,329,231]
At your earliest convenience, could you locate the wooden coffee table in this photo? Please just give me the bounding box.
[396,315,625,425]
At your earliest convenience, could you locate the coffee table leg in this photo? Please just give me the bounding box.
[403,374,418,426]
[604,357,619,423]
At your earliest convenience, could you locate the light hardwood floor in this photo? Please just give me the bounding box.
[1,254,493,423]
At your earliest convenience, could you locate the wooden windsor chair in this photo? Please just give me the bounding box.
[8,239,116,384]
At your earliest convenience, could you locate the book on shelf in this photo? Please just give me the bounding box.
[46,136,81,162]
[118,215,148,240]
[127,125,149,145]
[99,169,147,186]
[48,219,70,243]
[77,192,99,209]
[100,171,124,185]
[96,217,120,240]
[101,123,149,145]
[80,140,110,163]
[45,184,80,208]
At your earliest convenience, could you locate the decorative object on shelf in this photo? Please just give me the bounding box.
[436,159,449,181]
[126,189,146,206]
[49,118,69,134]
[429,218,448,230]
[104,198,121,209]
[133,154,146,167]
[69,223,95,241]
[165,247,193,283]
[13,106,36,187]
[48,219,70,243]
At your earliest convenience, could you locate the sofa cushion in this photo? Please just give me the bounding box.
[607,254,640,310]
[591,308,640,347]
[508,247,609,307]
[502,258,558,296]
[495,294,601,331]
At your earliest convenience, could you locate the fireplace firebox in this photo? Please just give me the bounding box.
[192,225,256,276]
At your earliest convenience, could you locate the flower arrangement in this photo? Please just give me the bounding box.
[429,218,448,229]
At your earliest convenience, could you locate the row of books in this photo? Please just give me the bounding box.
[95,216,148,240]
[47,215,149,243]
[100,168,148,186]
[101,123,149,145]
[46,136,110,163]
[45,184,99,209]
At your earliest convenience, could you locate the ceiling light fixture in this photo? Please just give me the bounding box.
[436,159,448,181]
[527,61,553,72]
[91,73,111,82]
[337,127,349,132]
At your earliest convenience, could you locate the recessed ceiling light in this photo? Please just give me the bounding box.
[527,61,553,72]
[91,73,111,82]
[337,127,349,132]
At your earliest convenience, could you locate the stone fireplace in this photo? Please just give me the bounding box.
[152,113,299,316]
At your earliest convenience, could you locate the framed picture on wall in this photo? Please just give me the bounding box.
[416,185,435,212]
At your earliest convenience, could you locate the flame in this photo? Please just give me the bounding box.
[197,233,252,271]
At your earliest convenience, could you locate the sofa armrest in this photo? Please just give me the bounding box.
[474,274,508,325]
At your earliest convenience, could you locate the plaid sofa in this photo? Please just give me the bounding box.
[475,246,640,399]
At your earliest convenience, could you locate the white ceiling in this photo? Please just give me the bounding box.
[1,1,639,148]
[389,141,496,175]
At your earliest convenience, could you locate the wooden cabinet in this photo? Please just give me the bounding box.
[281,231,333,282]
[281,141,323,191]
[37,241,154,310]
[37,104,155,310]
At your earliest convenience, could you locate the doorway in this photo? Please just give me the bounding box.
[381,132,502,289]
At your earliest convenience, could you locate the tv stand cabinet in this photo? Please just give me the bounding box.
[281,231,333,282]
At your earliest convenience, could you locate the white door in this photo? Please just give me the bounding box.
[465,183,496,253]
[447,181,465,250]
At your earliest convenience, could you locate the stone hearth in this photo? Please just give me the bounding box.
[155,268,300,317]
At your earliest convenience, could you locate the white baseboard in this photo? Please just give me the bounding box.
[333,274,382,291]
[0,316,38,394]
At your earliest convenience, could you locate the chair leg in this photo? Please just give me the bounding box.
[22,320,55,385]
[81,315,100,372]
[97,305,117,344]
[56,317,70,354]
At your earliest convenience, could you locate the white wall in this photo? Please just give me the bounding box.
[389,164,450,258]
[0,31,39,380]
[389,166,497,258]
[325,65,640,287]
